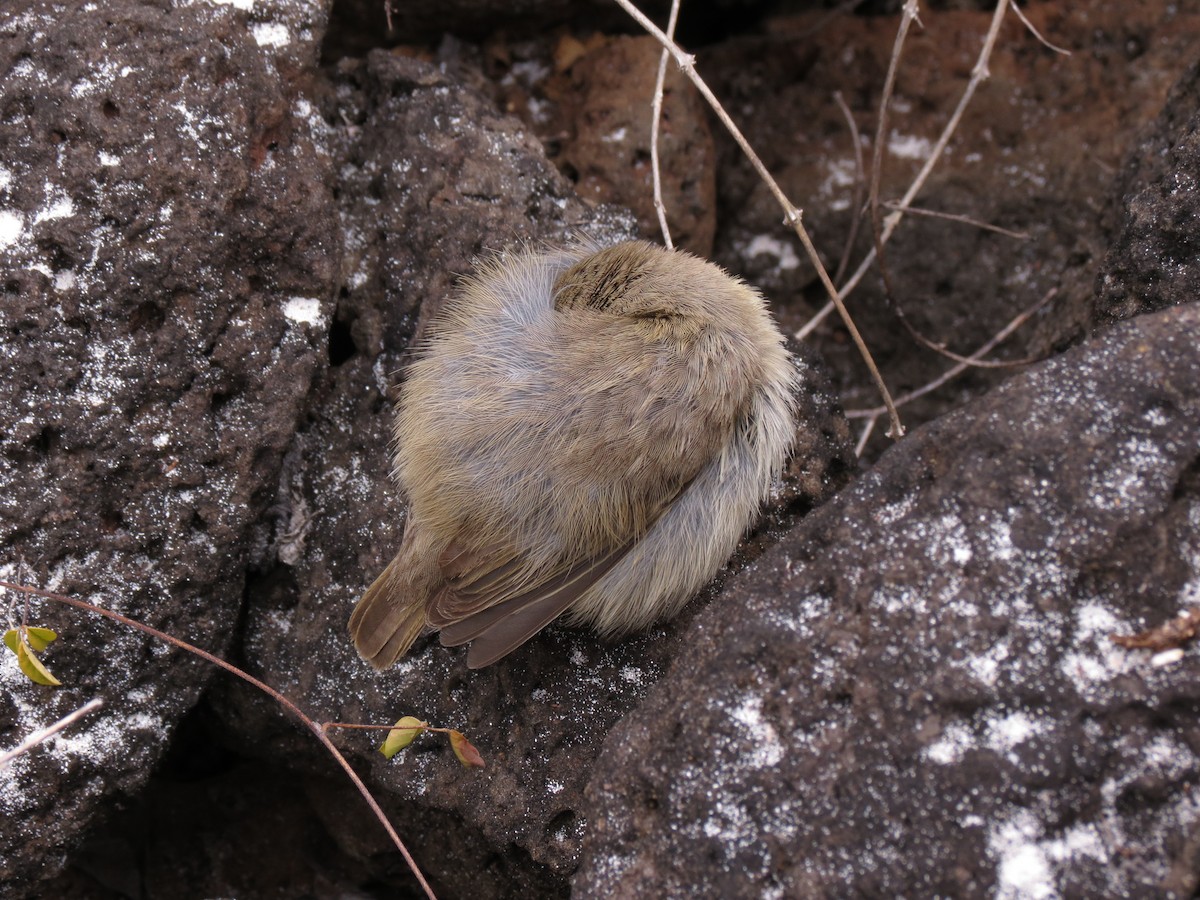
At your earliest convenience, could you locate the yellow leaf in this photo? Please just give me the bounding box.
[449,730,485,769]
[25,627,57,653]
[2,629,17,655]
[380,716,427,759]
[16,638,62,687]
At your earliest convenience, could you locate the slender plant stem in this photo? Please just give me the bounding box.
[0,580,437,900]
[846,287,1056,424]
[650,0,682,249]
[613,0,905,437]
[0,697,104,769]
[798,0,1013,338]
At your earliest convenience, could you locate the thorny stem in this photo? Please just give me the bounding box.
[650,0,683,249]
[613,0,904,438]
[0,580,438,900]
[0,697,104,769]
[798,0,1015,338]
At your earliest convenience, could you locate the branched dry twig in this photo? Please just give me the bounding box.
[847,287,1057,455]
[614,0,905,437]
[0,697,104,769]
[798,0,1015,340]
[832,90,867,286]
[0,579,438,900]
[881,201,1030,240]
[863,0,1046,372]
[650,0,683,249]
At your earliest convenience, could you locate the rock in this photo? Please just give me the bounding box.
[546,35,718,256]
[576,302,1200,898]
[0,0,337,890]
[1095,61,1200,325]
[206,50,853,898]
[699,2,1200,457]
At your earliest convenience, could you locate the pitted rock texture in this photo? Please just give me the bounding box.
[4,1,1200,897]
[0,0,337,890]
[1095,60,1200,325]
[205,50,853,899]
[576,303,1200,898]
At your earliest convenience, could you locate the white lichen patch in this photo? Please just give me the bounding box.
[282,296,324,325]
[1089,436,1170,512]
[924,708,1051,767]
[743,234,800,272]
[820,157,858,212]
[728,694,783,769]
[887,132,933,160]
[1058,601,1135,699]
[251,21,290,48]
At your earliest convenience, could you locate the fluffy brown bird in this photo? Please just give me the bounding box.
[349,240,797,669]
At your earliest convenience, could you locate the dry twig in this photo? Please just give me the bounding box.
[614,0,905,438]
[0,579,437,900]
[0,697,104,769]
[847,287,1056,455]
[798,0,1015,340]
[650,0,682,249]
[1112,608,1200,652]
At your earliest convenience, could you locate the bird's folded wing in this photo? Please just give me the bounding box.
[435,543,631,668]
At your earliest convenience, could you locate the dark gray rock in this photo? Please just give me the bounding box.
[1095,61,1200,325]
[0,0,336,890]
[576,303,1200,898]
[209,50,853,899]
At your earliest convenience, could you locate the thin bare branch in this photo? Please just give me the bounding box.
[846,286,1056,422]
[854,417,877,458]
[800,0,1014,336]
[650,0,683,249]
[832,90,867,286]
[0,697,104,769]
[869,0,922,256]
[1008,0,1071,56]
[0,580,437,900]
[881,201,1030,240]
[613,0,905,437]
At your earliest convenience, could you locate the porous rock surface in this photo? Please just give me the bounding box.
[204,48,855,899]
[578,302,1200,898]
[1095,60,1200,326]
[2,0,1200,897]
[0,0,336,888]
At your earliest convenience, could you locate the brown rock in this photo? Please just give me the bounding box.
[547,35,718,256]
[204,50,850,898]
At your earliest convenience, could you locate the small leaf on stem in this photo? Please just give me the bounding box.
[380,716,427,759]
[448,730,485,769]
[25,627,58,653]
[15,638,62,687]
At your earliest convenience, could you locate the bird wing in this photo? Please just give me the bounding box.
[427,474,694,668]
[435,542,633,669]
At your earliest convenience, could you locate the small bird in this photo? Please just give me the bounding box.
[349,239,797,669]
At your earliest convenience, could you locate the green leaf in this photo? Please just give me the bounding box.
[2,629,17,655]
[25,627,57,653]
[16,638,62,687]
[449,730,485,769]
[380,716,427,759]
